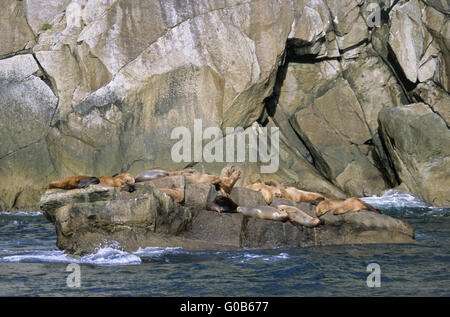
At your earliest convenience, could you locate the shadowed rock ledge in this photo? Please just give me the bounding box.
[40,180,415,256]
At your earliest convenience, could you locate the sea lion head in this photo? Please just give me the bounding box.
[208,195,239,213]
[273,205,290,218]
[114,173,135,185]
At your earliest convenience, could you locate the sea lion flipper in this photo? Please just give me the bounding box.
[120,184,136,193]
[333,207,348,215]
[363,202,382,214]
[79,177,100,188]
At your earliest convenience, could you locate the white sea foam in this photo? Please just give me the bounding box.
[80,247,141,266]
[133,246,185,257]
[361,190,431,208]
[1,250,76,263]
[1,247,141,266]
[0,211,43,216]
[230,252,291,263]
[262,253,290,261]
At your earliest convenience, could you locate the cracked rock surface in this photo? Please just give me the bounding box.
[1,0,449,209]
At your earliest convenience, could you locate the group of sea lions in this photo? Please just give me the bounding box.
[45,165,381,228]
[246,180,325,205]
[45,173,136,191]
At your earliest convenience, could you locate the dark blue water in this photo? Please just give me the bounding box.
[0,192,449,296]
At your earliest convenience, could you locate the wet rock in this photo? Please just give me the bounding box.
[184,183,217,210]
[230,187,267,207]
[40,184,194,255]
[181,210,243,248]
[40,182,415,255]
[378,103,450,207]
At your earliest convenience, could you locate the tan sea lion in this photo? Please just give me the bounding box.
[315,197,382,217]
[246,182,275,204]
[159,186,184,203]
[168,168,197,176]
[276,205,322,227]
[185,171,221,185]
[263,180,289,199]
[219,170,241,197]
[46,175,100,190]
[99,173,135,188]
[220,165,235,178]
[237,206,288,222]
[284,187,326,205]
[206,195,239,213]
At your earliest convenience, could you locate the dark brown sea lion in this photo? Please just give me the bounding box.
[206,195,239,213]
[46,176,100,190]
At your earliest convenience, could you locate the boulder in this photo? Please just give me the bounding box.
[0,0,35,57]
[0,55,58,210]
[184,183,217,210]
[292,78,387,196]
[23,0,72,35]
[240,208,414,248]
[388,0,425,84]
[180,210,243,248]
[324,0,369,51]
[40,184,415,255]
[414,81,450,126]
[230,187,267,207]
[378,103,450,207]
[40,184,194,255]
[140,175,185,191]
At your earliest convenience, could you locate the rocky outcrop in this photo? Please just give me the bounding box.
[0,0,35,58]
[0,55,58,210]
[40,181,415,255]
[378,103,450,207]
[0,0,449,210]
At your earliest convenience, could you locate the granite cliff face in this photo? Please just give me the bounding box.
[0,0,449,210]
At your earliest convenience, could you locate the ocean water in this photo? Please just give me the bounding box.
[0,191,449,296]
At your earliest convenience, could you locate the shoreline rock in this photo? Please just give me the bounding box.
[40,180,415,256]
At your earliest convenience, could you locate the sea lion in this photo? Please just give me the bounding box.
[185,171,221,185]
[46,175,100,190]
[220,165,235,178]
[99,173,135,188]
[236,206,289,222]
[206,195,239,213]
[168,168,197,176]
[246,182,275,204]
[276,205,322,228]
[315,197,382,217]
[219,170,241,197]
[284,186,326,204]
[134,169,169,182]
[159,186,184,203]
[264,180,290,199]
